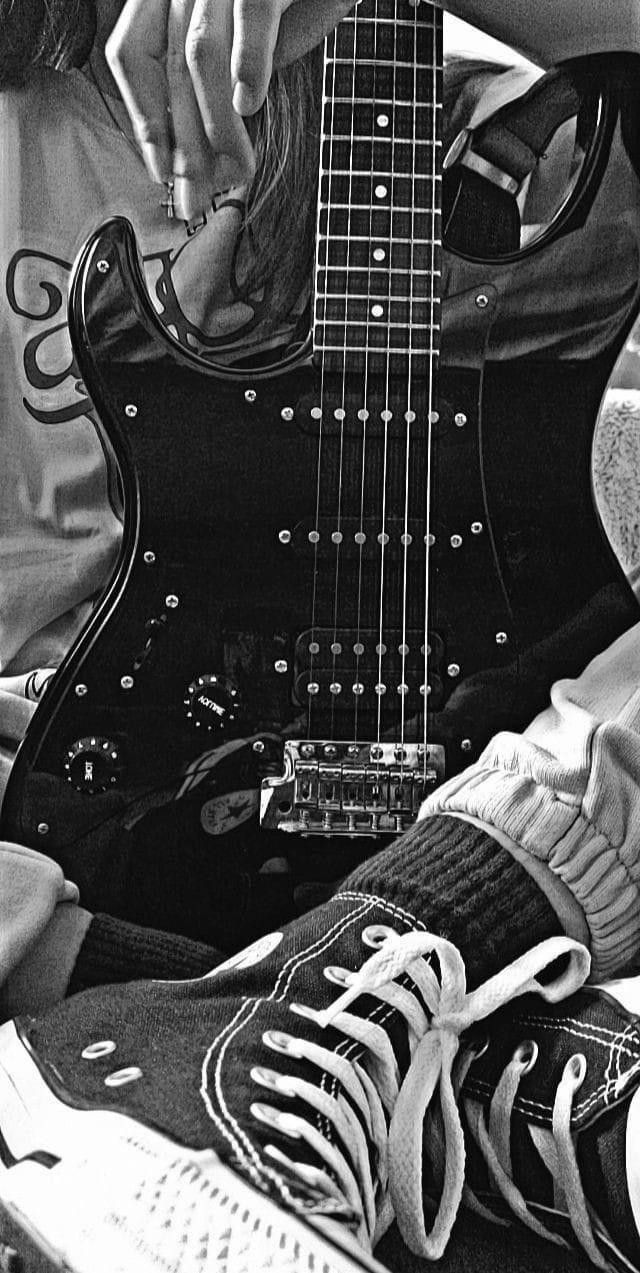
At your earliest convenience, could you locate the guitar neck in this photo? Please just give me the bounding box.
[314,0,443,379]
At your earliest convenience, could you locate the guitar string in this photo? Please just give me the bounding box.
[326,13,349,744]
[373,0,392,757]
[422,11,440,781]
[307,19,335,743]
[350,0,369,749]
[397,0,413,766]
[349,0,375,749]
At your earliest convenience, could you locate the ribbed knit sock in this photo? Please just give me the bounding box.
[341,814,563,988]
[68,914,224,995]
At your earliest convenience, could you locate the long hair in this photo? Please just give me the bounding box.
[0,0,96,86]
[242,49,322,321]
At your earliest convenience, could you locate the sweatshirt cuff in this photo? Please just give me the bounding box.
[68,914,226,994]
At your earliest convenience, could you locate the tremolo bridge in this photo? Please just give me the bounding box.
[261,740,445,837]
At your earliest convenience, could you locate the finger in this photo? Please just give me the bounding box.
[186,0,256,186]
[61,879,80,904]
[167,0,223,219]
[273,0,356,69]
[230,0,284,116]
[106,0,173,183]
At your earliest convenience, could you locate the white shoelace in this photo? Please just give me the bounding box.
[251,928,591,1259]
[461,1046,609,1266]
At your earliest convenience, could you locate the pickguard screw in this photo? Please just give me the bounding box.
[274,659,288,673]
[450,534,463,549]
[245,389,257,403]
[454,412,467,427]
[470,522,483,535]
[495,631,509,645]
[75,683,88,697]
[280,407,294,421]
[461,738,473,752]
[37,822,50,836]
[143,550,156,564]
[165,594,179,608]
[125,404,138,418]
[252,740,265,754]
[475,293,489,309]
[447,663,461,678]
[300,743,316,758]
[278,530,291,544]
[120,675,134,690]
[96,259,110,273]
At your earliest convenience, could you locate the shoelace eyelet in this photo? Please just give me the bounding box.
[565,1052,587,1086]
[361,924,398,948]
[263,1029,302,1057]
[251,1065,297,1098]
[512,1039,539,1074]
[324,965,353,987]
[104,1066,143,1087]
[81,1040,116,1060]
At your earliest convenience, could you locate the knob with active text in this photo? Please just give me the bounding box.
[183,674,239,732]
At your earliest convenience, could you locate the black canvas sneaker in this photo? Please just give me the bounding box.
[0,890,590,1273]
[448,975,640,1271]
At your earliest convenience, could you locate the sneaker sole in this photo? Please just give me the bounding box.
[0,1020,387,1273]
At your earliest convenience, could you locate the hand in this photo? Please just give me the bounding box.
[105,0,353,220]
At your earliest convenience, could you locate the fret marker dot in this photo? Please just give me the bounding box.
[398,643,410,655]
[371,304,384,318]
[357,408,369,421]
[405,410,416,422]
[354,531,366,545]
[330,642,342,654]
[309,530,320,544]
[353,642,365,656]
[376,643,387,655]
[381,408,393,422]
[377,114,390,128]
[378,531,389,545]
[373,248,386,262]
[334,407,345,420]
[400,532,413,546]
[331,531,343,544]
[375,184,388,199]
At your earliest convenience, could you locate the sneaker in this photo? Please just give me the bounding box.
[451,975,640,1271]
[0,889,589,1273]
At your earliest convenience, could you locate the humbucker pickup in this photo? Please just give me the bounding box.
[260,740,445,836]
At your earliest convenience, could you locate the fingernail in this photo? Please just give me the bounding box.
[141,142,172,186]
[232,81,255,116]
[63,880,80,903]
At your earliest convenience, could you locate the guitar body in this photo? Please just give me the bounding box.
[3,20,640,906]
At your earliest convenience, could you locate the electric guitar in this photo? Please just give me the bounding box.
[3,8,640,902]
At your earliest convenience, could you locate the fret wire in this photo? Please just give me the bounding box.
[325,136,440,146]
[332,56,433,66]
[316,320,433,328]
[318,291,440,301]
[327,97,441,107]
[321,171,441,180]
[319,346,440,354]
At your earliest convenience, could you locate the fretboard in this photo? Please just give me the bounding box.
[314,0,442,377]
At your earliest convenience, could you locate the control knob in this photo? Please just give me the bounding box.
[64,737,121,793]
[184,674,239,732]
